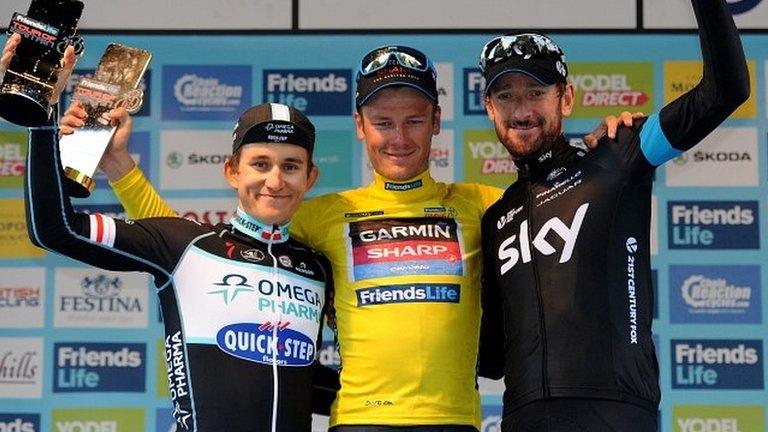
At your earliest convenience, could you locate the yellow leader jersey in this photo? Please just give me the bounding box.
[113,166,502,428]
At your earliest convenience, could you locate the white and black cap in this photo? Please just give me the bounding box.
[232,103,315,157]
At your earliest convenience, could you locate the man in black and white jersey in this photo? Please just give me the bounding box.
[478,1,749,430]
[22,96,337,430]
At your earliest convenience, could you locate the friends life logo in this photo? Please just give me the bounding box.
[670,265,761,324]
[53,343,146,392]
[463,68,486,115]
[66,69,152,116]
[162,65,251,120]
[671,339,763,389]
[667,201,759,249]
[0,414,40,432]
[263,69,351,115]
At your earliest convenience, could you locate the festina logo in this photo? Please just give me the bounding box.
[497,203,589,275]
[59,275,142,313]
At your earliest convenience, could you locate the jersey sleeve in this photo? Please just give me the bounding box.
[290,195,332,250]
[475,184,504,212]
[638,0,749,167]
[111,164,177,219]
[25,127,203,285]
[477,208,505,380]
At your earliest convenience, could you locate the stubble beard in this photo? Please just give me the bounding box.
[496,114,563,161]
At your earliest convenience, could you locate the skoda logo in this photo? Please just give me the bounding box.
[727,0,761,14]
[166,152,183,168]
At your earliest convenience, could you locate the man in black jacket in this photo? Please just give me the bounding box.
[478,1,749,430]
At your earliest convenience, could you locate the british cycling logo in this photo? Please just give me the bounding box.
[728,0,762,14]
[53,343,146,393]
[0,414,40,432]
[671,339,763,389]
[263,69,351,115]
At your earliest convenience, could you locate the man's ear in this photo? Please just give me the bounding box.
[306,164,319,192]
[224,157,238,189]
[354,111,366,141]
[560,83,575,118]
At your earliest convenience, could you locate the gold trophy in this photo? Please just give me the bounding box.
[59,43,151,197]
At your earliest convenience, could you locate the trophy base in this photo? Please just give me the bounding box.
[63,167,95,198]
[0,83,53,127]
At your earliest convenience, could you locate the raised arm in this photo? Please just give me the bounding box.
[24,114,197,285]
[642,0,749,165]
[60,100,177,219]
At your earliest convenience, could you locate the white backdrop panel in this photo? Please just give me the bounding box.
[299,0,636,29]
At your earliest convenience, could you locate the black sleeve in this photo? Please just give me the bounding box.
[24,125,205,284]
[478,210,505,380]
[312,362,340,416]
[658,0,749,151]
[312,252,339,414]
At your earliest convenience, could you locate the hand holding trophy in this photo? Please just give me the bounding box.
[58,43,151,197]
[0,0,84,126]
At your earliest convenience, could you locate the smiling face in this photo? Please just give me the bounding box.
[484,72,574,160]
[355,86,441,181]
[224,143,318,225]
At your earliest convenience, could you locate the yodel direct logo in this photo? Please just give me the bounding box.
[0,414,39,432]
[671,339,763,389]
[53,343,146,392]
[263,69,351,115]
[673,405,765,432]
[667,201,759,249]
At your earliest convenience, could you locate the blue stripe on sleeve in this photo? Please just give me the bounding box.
[639,113,682,166]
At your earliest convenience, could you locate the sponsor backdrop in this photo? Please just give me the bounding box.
[1,29,767,432]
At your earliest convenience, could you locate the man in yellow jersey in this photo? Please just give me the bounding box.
[52,45,631,431]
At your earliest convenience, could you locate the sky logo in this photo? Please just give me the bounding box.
[667,201,759,249]
[670,265,761,324]
[263,69,351,115]
[671,339,763,389]
[53,343,146,392]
